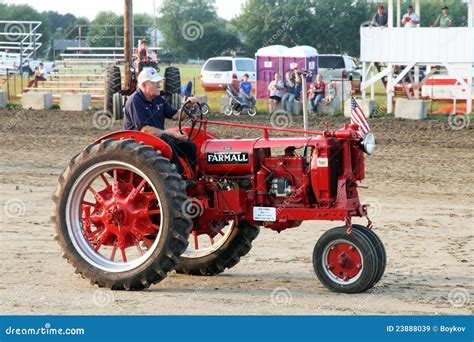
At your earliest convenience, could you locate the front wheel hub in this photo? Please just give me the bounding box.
[323,240,363,285]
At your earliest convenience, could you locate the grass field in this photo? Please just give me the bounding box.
[2,63,473,117]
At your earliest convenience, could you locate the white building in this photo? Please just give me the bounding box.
[360,0,473,114]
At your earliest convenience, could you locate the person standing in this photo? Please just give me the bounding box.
[267,73,284,113]
[432,6,452,27]
[371,5,388,27]
[282,71,296,115]
[401,5,420,28]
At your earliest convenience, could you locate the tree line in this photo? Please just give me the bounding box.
[0,0,468,61]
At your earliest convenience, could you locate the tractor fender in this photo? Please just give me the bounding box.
[94,130,173,160]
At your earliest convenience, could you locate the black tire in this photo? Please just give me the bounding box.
[176,221,259,275]
[163,66,181,109]
[104,65,121,114]
[52,138,192,290]
[351,224,386,287]
[313,226,380,293]
[112,92,123,120]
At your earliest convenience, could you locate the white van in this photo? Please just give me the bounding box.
[201,57,256,91]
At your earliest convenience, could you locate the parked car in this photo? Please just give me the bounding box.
[201,57,256,92]
[317,54,362,92]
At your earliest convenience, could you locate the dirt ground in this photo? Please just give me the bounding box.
[0,109,472,315]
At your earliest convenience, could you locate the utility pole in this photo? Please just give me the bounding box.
[124,0,133,90]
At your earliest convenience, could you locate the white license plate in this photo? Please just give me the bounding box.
[253,207,276,221]
[212,73,221,78]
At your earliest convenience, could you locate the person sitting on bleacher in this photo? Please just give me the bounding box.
[27,63,47,89]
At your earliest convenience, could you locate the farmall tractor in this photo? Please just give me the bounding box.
[53,101,385,294]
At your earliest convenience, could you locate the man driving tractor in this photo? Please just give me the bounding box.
[123,67,197,176]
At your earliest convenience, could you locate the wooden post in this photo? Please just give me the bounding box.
[124,0,133,90]
[388,0,394,28]
[387,64,393,113]
[397,0,401,27]
[362,62,366,99]
[415,0,421,27]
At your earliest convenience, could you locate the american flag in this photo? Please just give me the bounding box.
[350,97,370,137]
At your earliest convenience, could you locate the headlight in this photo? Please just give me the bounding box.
[361,132,375,155]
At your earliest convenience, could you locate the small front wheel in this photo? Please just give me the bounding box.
[247,107,257,116]
[313,226,381,293]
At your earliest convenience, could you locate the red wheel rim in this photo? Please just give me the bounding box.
[66,162,163,272]
[323,240,363,284]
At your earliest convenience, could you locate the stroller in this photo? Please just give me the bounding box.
[224,85,256,116]
[180,81,209,115]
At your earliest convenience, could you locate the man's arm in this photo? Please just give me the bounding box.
[141,126,187,140]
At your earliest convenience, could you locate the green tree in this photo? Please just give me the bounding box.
[157,0,239,60]
[87,11,123,47]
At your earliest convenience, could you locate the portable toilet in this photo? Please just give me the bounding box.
[255,45,288,99]
[282,45,318,82]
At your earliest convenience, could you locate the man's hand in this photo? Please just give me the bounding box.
[171,131,188,141]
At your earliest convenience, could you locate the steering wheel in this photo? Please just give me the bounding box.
[178,99,203,141]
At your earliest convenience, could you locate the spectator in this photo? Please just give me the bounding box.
[239,73,256,109]
[282,71,296,115]
[401,5,420,27]
[27,62,47,89]
[371,5,388,27]
[267,72,284,113]
[294,74,303,101]
[325,78,337,105]
[432,6,452,27]
[309,74,325,113]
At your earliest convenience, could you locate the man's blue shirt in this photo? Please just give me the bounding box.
[124,89,177,131]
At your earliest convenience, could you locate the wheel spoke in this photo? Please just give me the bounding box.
[100,173,110,188]
[208,234,215,245]
[82,205,92,234]
[110,241,118,261]
[82,200,96,207]
[120,245,128,262]
[218,230,225,236]
[148,209,161,215]
[192,231,199,250]
[150,223,161,230]
[134,238,144,257]
[113,169,119,193]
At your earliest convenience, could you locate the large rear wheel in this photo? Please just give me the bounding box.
[176,221,259,275]
[53,139,192,290]
[104,65,121,114]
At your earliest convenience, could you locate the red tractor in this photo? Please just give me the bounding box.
[53,101,385,294]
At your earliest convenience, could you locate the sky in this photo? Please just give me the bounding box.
[4,0,246,20]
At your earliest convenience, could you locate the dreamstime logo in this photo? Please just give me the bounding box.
[271,287,292,306]
[92,289,115,307]
[263,14,299,47]
[364,198,382,218]
[92,110,114,130]
[269,110,292,129]
[448,113,470,131]
[448,288,470,308]
[3,198,26,219]
[181,21,204,41]
[181,198,204,219]
[4,22,25,42]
